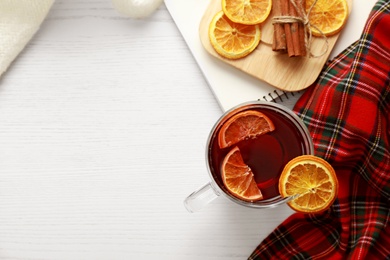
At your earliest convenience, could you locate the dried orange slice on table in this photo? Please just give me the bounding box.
[218,110,275,148]
[279,155,339,214]
[221,146,263,201]
[209,11,261,59]
[307,0,349,37]
[222,0,272,25]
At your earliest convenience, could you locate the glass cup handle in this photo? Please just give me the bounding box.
[184,182,220,213]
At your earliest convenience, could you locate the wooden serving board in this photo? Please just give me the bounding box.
[199,0,352,92]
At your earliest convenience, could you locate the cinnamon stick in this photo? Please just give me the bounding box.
[272,0,306,57]
[290,0,306,56]
[281,0,294,56]
[297,0,307,56]
[272,0,286,51]
[289,0,301,56]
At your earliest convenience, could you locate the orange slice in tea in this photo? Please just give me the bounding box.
[218,110,275,149]
[279,155,338,214]
[221,146,263,201]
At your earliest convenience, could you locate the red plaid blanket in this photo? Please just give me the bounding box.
[249,1,390,259]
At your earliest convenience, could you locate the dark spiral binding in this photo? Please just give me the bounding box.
[259,90,300,103]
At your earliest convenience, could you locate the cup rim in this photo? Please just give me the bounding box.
[205,100,314,209]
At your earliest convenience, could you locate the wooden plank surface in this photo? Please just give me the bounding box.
[199,0,352,92]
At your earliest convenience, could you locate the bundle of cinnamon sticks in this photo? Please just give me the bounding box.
[272,0,306,57]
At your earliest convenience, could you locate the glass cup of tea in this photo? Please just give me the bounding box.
[184,101,314,212]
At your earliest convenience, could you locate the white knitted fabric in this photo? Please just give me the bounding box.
[0,0,54,77]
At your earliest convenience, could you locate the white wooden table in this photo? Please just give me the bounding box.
[0,1,296,259]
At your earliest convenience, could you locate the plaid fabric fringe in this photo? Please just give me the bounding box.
[249,0,390,259]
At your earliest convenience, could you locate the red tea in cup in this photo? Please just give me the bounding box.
[184,101,313,212]
[209,105,310,201]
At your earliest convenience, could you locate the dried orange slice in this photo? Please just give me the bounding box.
[307,0,348,36]
[221,146,263,201]
[209,11,261,60]
[222,0,272,25]
[218,110,274,149]
[279,155,338,214]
